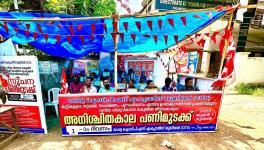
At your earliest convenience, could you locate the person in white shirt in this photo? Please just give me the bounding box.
[83,77,97,93]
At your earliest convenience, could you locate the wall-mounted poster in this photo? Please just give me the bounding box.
[133,62,141,72]
[147,61,154,71]
[127,61,155,78]
[141,62,147,72]
[128,62,134,70]
[188,52,199,74]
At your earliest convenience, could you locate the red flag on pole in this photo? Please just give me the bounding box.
[158,20,162,30]
[135,21,141,32]
[211,31,220,44]
[168,18,174,28]
[147,20,153,31]
[60,67,69,94]
[181,16,187,26]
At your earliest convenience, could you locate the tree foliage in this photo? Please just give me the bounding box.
[44,0,116,16]
[0,0,23,11]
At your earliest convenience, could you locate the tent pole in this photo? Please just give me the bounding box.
[111,13,120,92]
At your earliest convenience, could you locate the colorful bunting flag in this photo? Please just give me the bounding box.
[158,20,162,30]
[3,22,8,33]
[143,34,150,38]
[181,16,187,26]
[14,27,19,33]
[56,35,61,44]
[91,24,96,34]
[119,33,124,43]
[33,32,37,40]
[215,5,223,11]
[123,22,128,32]
[154,35,158,44]
[77,24,83,31]
[168,18,174,28]
[69,24,74,35]
[37,24,42,33]
[147,20,153,31]
[164,35,168,45]
[136,21,141,32]
[26,24,30,30]
[79,35,84,44]
[58,24,63,28]
[67,36,71,43]
[44,34,49,42]
[131,34,136,43]
[193,14,202,18]
[210,31,220,44]
[89,34,94,41]
[174,35,178,44]
[25,30,29,38]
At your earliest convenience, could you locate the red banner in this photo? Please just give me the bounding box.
[59,92,222,136]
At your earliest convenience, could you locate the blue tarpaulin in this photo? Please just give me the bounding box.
[0,10,226,59]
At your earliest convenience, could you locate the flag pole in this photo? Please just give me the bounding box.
[111,13,120,92]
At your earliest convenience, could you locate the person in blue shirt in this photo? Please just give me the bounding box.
[179,77,199,91]
[162,77,173,92]
[99,78,115,93]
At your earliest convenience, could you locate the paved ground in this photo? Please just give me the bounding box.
[3,92,264,150]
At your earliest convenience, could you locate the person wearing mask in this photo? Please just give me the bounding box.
[162,77,173,92]
[138,77,147,92]
[69,75,84,94]
[179,77,199,91]
[82,77,97,93]
[99,78,115,93]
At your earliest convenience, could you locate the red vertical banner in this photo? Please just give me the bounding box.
[60,67,69,94]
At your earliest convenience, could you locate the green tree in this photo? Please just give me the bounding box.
[44,0,116,16]
[0,0,23,11]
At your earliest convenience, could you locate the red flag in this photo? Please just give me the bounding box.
[89,34,94,41]
[158,20,162,30]
[136,21,141,32]
[164,35,168,45]
[197,38,205,47]
[37,24,42,33]
[193,14,201,18]
[14,27,19,33]
[119,32,124,43]
[69,24,74,35]
[215,5,223,11]
[226,5,233,11]
[79,35,85,44]
[49,21,55,25]
[67,36,71,43]
[26,24,30,30]
[219,28,233,56]
[154,35,158,44]
[60,67,69,94]
[147,20,153,31]
[181,16,187,26]
[33,32,37,40]
[102,23,107,33]
[195,33,201,40]
[44,34,49,42]
[131,34,136,43]
[168,18,174,28]
[56,35,61,44]
[25,30,29,38]
[205,33,210,37]
[113,21,118,32]
[210,31,220,44]
[174,35,178,44]
[91,24,96,34]
[3,22,8,33]
[77,24,83,31]
[111,33,117,44]
[123,22,128,32]
[0,73,9,90]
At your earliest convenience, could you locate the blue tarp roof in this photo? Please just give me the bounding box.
[0,10,226,59]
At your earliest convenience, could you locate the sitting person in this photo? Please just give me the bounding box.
[99,78,115,93]
[145,80,158,92]
[179,77,199,91]
[69,75,84,94]
[138,77,147,92]
[128,79,136,88]
[82,77,97,93]
[162,77,173,92]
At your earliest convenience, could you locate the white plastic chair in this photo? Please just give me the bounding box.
[45,88,60,117]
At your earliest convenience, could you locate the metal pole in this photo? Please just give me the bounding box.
[111,13,120,92]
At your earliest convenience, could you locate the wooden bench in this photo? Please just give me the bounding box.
[0,106,20,149]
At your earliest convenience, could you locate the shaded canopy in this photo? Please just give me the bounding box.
[0,10,226,59]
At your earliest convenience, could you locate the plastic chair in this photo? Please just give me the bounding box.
[45,88,60,117]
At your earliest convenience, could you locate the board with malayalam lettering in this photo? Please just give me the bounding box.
[59,92,222,136]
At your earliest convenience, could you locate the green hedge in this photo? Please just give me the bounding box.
[235,83,264,96]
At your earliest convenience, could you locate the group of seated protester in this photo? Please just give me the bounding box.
[69,73,199,94]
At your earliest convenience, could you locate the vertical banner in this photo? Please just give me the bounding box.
[188,52,199,74]
[0,56,47,134]
[59,92,222,136]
